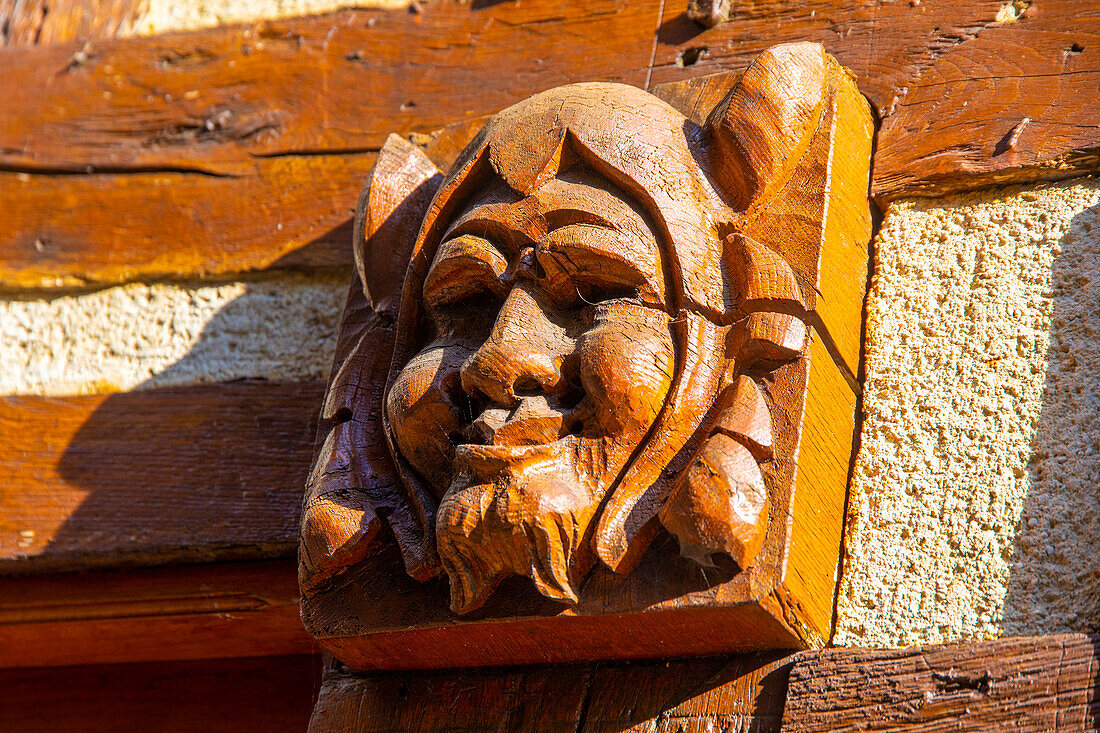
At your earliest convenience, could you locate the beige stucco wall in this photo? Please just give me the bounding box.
[1,273,346,395]
[833,178,1100,645]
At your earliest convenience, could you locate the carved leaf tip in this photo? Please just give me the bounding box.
[706,42,827,213]
[355,133,443,308]
[659,433,769,570]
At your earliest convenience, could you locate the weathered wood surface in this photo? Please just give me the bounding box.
[2,153,371,287]
[782,634,1100,732]
[4,0,1096,288]
[308,635,1100,732]
[0,0,657,288]
[301,43,869,668]
[872,0,1100,198]
[0,0,146,48]
[0,654,320,732]
[0,380,320,572]
[0,1,656,175]
[309,652,792,733]
[651,0,1006,117]
[0,559,314,668]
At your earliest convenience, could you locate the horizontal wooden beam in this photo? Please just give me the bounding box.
[4,0,1097,288]
[872,0,1100,199]
[1,154,370,287]
[0,380,321,572]
[0,1,657,175]
[0,559,315,668]
[309,651,792,733]
[782,634,1100,732]
[650,0,1005,117]
[0,654,320,731]
[308,634,1100,731]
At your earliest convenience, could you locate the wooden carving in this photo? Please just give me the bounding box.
[300,42,874,669]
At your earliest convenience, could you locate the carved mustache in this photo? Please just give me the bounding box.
[458,394,590,447]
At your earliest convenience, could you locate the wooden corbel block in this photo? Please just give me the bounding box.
[299,42,873,670]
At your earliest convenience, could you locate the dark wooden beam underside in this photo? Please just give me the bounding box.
[308,634,1100,732]
[0,654,322,733]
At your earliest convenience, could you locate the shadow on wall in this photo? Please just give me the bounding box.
[1004,201,1100,635]
[38,279,343,572]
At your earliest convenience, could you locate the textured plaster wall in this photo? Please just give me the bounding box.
[1,273,347,395]
[133,0,407,35]
[834,178,1100,646]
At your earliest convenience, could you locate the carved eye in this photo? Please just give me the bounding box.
[537,224,659,309]
[424,235,508,311]
[573,281,639,308]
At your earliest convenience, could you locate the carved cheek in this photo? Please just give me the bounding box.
[386,343,471,495]
[577,305,674,436]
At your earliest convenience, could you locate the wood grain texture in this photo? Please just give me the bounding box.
[0,1,656,174]
[782,634,1100,732]
[0,0,656,288]
[0,654,321,733]
[4,0,1094,288]
[301,44,869,669]
[0,154,374,287]
[873,0,1100,199]
[0,559,315,667]
[309,651,792,733]
[0,0,146,48]
[308,635,1100,731]
[0,380,321,572]
[652,0,1007,116]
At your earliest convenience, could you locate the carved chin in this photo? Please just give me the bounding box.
[435,445,600,614]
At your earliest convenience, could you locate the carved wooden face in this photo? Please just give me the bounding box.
[300,45,853,622]
[385,167,676,611]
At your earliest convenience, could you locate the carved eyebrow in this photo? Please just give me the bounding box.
[443,199,541,254]
[537,224,665,306]
[542,208,616,233]
[423,234,509,308]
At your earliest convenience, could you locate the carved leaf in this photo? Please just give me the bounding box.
[741,311,807,366]
[728,233,805,312]
[355,133,443,310]
[659,433,769,570]
[706,42,826,213]
[713,375,773,461]
[300,134,442,594]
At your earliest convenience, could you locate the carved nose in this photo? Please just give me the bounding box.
[460,284,570,407]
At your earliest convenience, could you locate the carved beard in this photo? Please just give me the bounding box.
[435,438,601,614]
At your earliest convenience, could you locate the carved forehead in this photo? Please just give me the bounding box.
[483,82,697,195]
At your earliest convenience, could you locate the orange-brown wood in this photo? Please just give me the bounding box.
[4,0,1093,289]
[782,634,1100,732]
[301,44,870,669]
[0,559,314,668]
[872,0,1100,201]
[0,2,657,175]
[0,381,320,572]
[0,654,321,733]
[0,0,658,288]
[651,0,1007,118]
[307,634,1100,731]
[0,154,373,288]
